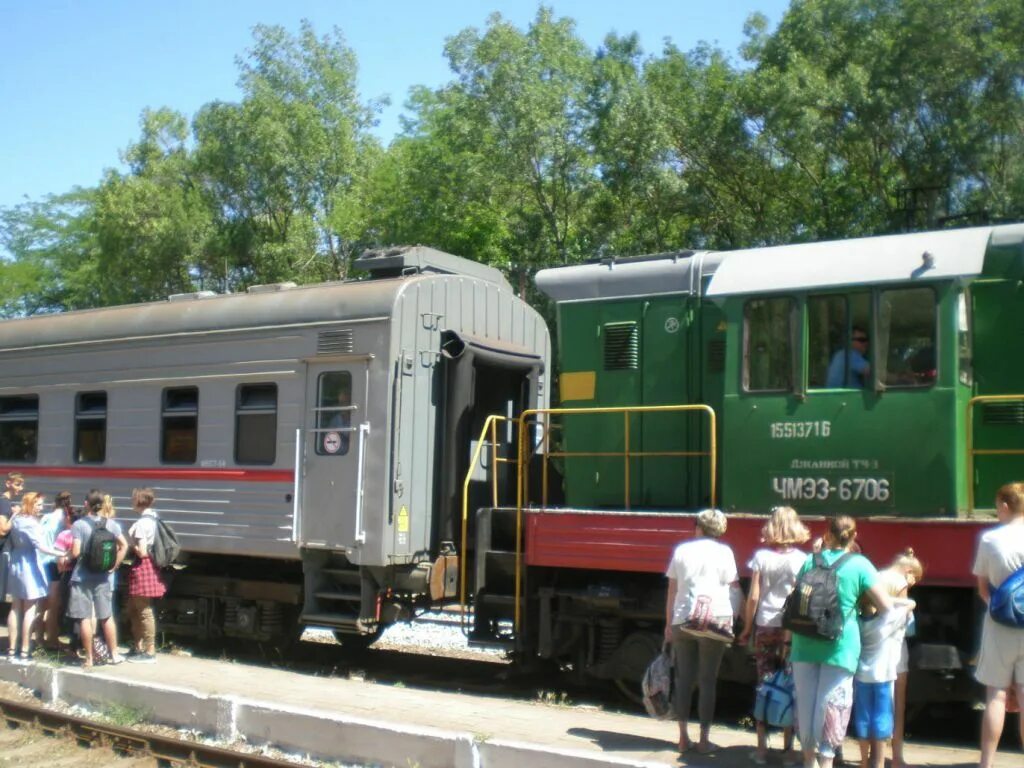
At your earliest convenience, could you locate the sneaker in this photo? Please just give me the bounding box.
[127,652,156,664]
[125,648,142,660]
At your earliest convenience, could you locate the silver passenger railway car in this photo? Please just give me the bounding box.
[0,247,550,644]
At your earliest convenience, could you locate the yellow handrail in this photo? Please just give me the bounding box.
[513,403,718,631]
[966,394,1024,514]
[459,415,514,630]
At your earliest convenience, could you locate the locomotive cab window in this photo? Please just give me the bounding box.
[235,383,277,465]
[0,395,39,463]
[162,387,198,464]
[878,287,937,388]
[315,372,352,456]
[810,292,871,389]
[744,298,795,392]
[75,391,107,464]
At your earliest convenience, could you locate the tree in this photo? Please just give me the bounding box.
[192,20,385,286]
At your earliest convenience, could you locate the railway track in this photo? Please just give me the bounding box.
[0,695,314,768]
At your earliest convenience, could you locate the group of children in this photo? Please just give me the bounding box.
[740,506,923,768]
[0,472,166,668]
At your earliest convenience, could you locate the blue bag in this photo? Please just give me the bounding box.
[989,564,1024,628]
[754,667,795,728]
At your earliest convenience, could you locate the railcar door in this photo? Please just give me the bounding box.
[296,361,371,551]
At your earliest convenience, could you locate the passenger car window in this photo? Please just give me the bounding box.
[0,395,38,462]
[878,288,937,388]
[315,372,352,456]
[744,298,794,392]
[75,391,107,464]
[162,387,198,464]
[236,384,277,465]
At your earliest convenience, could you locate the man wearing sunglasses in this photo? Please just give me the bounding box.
[826,326,871,388]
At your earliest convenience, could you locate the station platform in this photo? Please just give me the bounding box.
[0,643,1016,768]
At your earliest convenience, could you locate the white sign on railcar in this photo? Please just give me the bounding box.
[322,431,343,454]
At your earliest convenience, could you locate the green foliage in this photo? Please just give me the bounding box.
[2,4,1024,318]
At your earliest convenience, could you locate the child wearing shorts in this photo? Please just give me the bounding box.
[853,572,916,768]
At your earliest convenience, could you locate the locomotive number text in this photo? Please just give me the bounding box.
[771,476,892,503]
[769,421,831,439]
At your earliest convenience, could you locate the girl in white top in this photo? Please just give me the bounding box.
[738,506,810,765]
[664,508,742,755]
[973,482,1024,768]
[875,550,923,768]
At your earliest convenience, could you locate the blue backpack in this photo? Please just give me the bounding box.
[989,564,1024,628]
[754,668,795,728]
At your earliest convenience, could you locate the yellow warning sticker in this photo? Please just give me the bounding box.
[397,505,410,533]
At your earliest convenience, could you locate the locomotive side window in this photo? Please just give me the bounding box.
[161,387,198,464]
[235,383,277,465]
[743,298,794,392]
[315,372,352,456]
[0,395,39,463]
[810,292,871,389]
[74,391,107,464]
[878,287,937,388]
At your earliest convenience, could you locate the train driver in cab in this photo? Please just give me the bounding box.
[826,326,870,388]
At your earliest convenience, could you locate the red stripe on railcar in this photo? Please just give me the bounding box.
[523,511,991,588]
[0,466,293,483]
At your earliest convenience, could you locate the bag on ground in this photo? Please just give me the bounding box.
[151,518,181,569]
[84,518,118,572]
[754,667,795,728]
[642,646,675,720]
[782,552,853,640]
[988,564,1024,628]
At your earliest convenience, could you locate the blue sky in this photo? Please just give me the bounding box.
[0,1,791,210]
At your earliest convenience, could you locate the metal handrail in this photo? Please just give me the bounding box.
[458,415,516,632]
[513,404,717,631]
[966,394,1024,514]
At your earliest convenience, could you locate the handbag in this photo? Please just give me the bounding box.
[681,594,735,642]
[642,646,675,720]
[754,667,795,728]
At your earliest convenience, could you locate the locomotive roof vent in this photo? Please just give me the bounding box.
[354,245,511,291]
[167,290,217,302]
[246,282,298,294]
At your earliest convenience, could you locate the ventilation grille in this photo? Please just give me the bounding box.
[603,322,639,370]
[317,329,354,355]
[983,402,1024,425]
[707,339,726,374]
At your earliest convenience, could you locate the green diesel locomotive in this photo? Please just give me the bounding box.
[474,224,1024,705]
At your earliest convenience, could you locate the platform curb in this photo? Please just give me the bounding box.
[1,660,674,768]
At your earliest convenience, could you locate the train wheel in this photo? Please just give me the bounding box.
[611,630,662,705]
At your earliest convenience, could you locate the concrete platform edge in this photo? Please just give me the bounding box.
[0,661,674,768]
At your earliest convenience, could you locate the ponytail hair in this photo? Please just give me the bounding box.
[85,489,104,515]
[827,515,857,550]
[99,494,116,519]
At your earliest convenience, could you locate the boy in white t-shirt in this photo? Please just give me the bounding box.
[852,594,915,768]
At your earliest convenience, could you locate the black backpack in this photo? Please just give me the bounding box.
[84,517,118,572]
[782,552,854,640]
[151,518,180,569]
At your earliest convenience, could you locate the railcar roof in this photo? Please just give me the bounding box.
[535,251,724,302]
[0,272,471,352]
[705,224,1024,297]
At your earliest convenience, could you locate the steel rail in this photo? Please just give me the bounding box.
[0,695,307,768]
